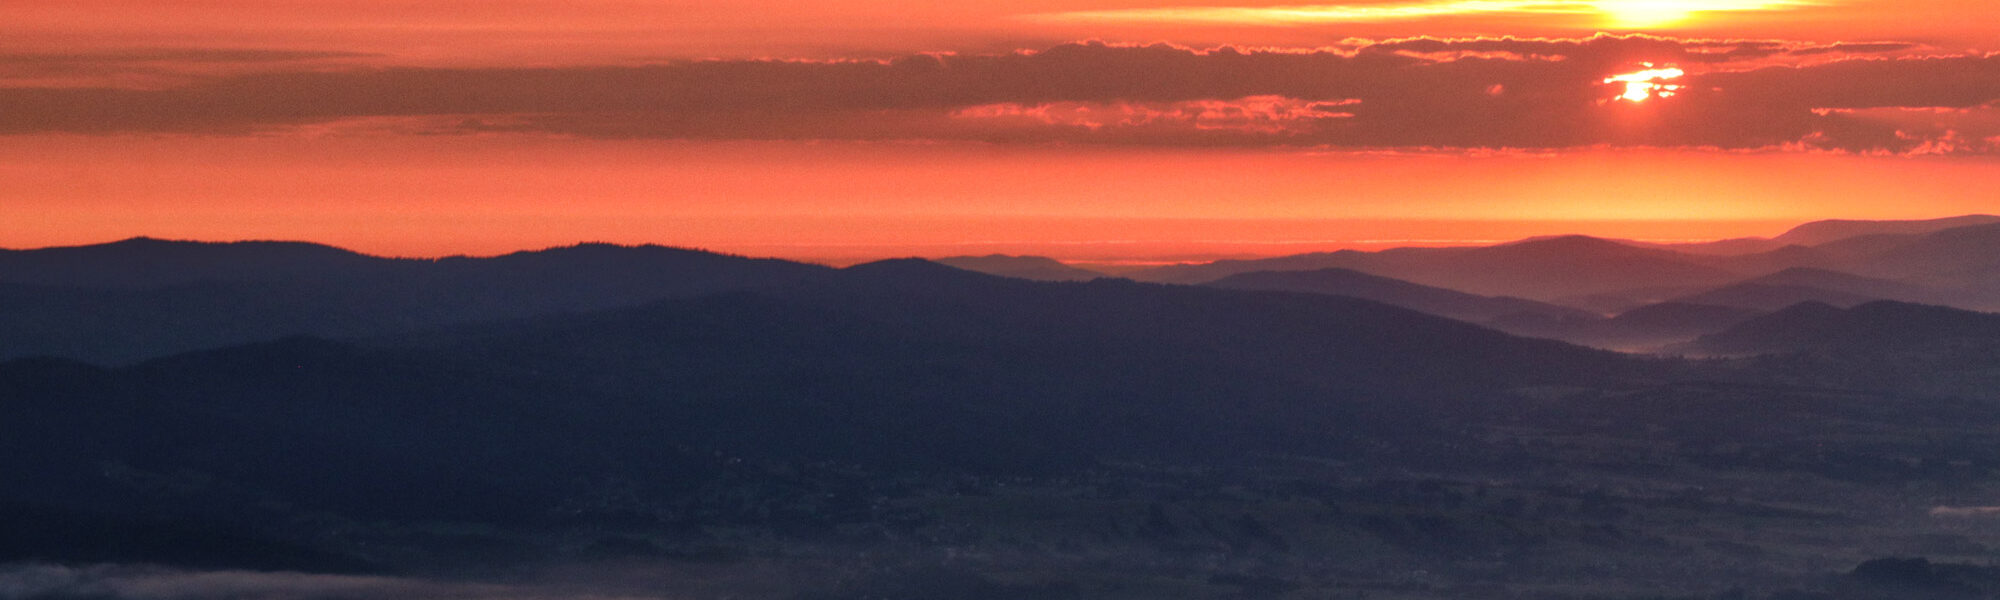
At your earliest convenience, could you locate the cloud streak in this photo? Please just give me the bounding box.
[1,36,1995,154]
[1025,0,1821,26]
[0,48,377,89]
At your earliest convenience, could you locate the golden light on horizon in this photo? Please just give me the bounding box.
[1605,64,1686,102]
[1595,0,1696,27]
[3,0,1995,263]
[1594,0,1818,28]
[1029,0,1822,28]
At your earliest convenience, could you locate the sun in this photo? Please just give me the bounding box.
[1594,0,1697,28]
[1605,64,1686,102]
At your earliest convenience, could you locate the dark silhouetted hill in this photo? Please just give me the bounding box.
[1482,301,1763,352]
[1671,301,2000,400]
[1205,267,1596,325]
[17,252,2000,594]
[1740,267,1945,302]
[1813,231,1928,259]
[1756,224,2000,310]
[1841,557,2000,599]
[0,237,386,289]
[1664,268,1943,311]
[1601,217,2000,280]
[1772,215,2000,248]
[1852,223,2000,282]
[1669,283,1882,312]
[1682,301,2000,357]
[1688,244,1836,274]
[1639,215,2000,261]
[0,240,832,364]
[933,255,1108,281]
[1638,236,1787,256]
[0,260,1640,569]
[1589,302,1767,350]
[1131,235,1739,300]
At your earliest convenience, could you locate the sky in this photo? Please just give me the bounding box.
[3,0,1999,261]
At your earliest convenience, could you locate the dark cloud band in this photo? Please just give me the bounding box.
[1,35,1995,153]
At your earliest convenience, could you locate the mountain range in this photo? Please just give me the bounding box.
[0,239,828,364]
[1129,235,1741,300]
[933,254,1109,281]
[10,217,2000,599]
[1641,214,2000,255]
[2,258,1632,570]
[9,215,2000,364]
[1106,216,2000,312]
[932,215,2000,352]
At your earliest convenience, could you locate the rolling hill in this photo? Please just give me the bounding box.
[1640,214,2000,255]
[1851,223,2000,283]
[0,259,1637,571]
[1662,268,1942,311]
[1575,302,1768,350]
[0,240,832,364]
[1667,283,1882,312]
[1771,215,2000,247]
[11,248,2000,598]
[1205,267,1597,324]
[1131,235,1741,300]
[1682,300,2000,357]
[932,254,1109,281]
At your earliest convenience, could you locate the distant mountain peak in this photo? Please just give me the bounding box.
[1506,234,1610,245]
[845,257,952,271]
[1497,235,1653,254]
[1680,299,2000,357]
[1132,232,1734,299]
[0,238,834,363]
[492,242,725,260]
[933,255,1109,282]
[106,236,347,249]
[1773,214,2000,247]
[842,258,992,280]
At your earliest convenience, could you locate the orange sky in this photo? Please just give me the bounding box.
[2,0,1998,260]
[8,0,1998,62]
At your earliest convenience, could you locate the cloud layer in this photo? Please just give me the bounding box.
[1028,0,1820,27]
[4,35,1998,153]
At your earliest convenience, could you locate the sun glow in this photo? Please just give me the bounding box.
[1595,1,1695,27]
[1594,0,1822,28]
[1605,64,1686,102]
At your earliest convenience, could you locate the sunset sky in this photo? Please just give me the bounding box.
[4,0,1999,261]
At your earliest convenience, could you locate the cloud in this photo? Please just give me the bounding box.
[955,96,1359,134]
[0,36,1995,154]
[1807,104,2000,155]
[0,49,375,65]
[1359,35,1919,66]
[1022,0,1819,26]
[0,49,377,89]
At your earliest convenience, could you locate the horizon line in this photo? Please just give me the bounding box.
[7,212,1995,265]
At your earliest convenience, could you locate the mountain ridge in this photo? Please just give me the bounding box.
[932,254,1109,281]
[1128,235,1740,300]
[0,241,833,364]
